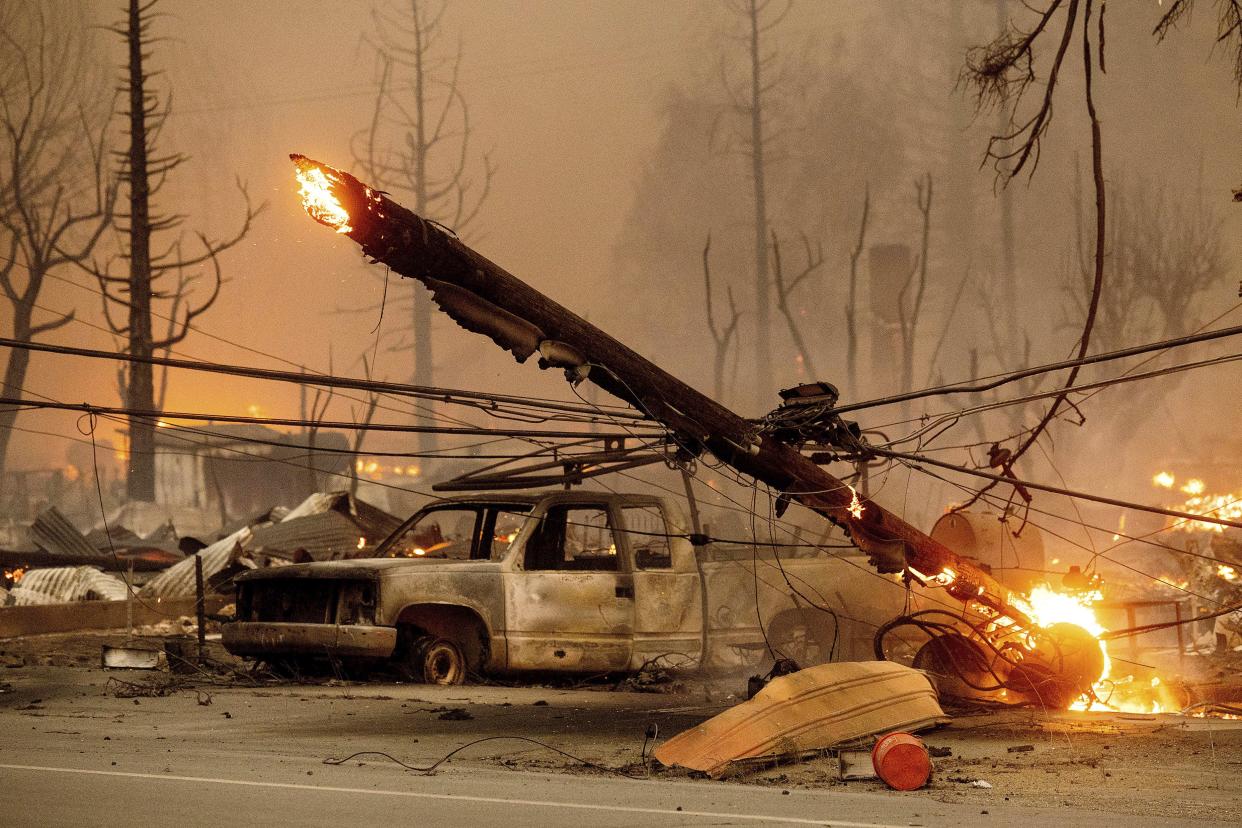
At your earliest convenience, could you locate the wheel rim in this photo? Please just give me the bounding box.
[422,640,465,684]
[772,622,822,666]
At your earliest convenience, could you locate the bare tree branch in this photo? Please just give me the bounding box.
[771,229,824,379]
[702,232,742,401]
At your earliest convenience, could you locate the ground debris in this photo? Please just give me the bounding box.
[105,675,188,698]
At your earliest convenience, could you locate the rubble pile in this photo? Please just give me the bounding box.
[0,491,399,608]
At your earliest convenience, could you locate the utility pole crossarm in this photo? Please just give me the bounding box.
[290,154,1028,625]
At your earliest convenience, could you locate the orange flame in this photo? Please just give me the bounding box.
[1151,472,1242,533]
[846,484,864,520]
[294,162,352,234]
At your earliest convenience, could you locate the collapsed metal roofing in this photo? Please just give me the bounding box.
[8,566,130,606]
[138,527,254,599]
[247,491,401,560]
[29,508,100,560]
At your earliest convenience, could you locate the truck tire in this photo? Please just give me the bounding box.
[768,609,834,668]
[400,633,467,685]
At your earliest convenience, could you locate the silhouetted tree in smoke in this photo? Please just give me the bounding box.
[84,0,263,502]
[957,0,1240,522]
[353,0,495,453]
[700,234,742,402]
[715,0,796,410]
[0,1,117,483]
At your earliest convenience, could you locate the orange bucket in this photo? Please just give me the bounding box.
[871,731,931,791]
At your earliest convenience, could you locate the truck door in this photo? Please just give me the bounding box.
[621,503,704,670]
[504,503,633,671]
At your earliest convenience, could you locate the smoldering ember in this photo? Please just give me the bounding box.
[1,3,1241,827]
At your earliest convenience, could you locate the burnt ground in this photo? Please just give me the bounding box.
[1,630,1240,826]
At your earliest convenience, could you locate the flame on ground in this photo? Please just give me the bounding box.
[294,160,352,234]
[1007,584,1178,714]
[1151,471,1242,533]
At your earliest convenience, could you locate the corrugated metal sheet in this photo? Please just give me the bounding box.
[104,501,219,541]
[353,498,403,541]
[246,492,400,560]
[8,566,130,605]
[280,491,343,522]
[138,527,252,599]
[653,661,949,777]
[247,493,401,560]
[29,508,98,559]
[249,512,367,560]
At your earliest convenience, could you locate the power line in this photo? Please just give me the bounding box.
[0,396,642,441]
[0,335,652,424]
[875,446,1242,532]
[19,262,639,440]
[872,349,1242,450]
[0,419,534,464]
[906,460,1230,608]
[834,318,1242,415]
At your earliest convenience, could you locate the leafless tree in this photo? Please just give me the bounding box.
[958,0,1106,517]
[1062,170,1226,363]
[0,2,117,480]
[353,0,495,453]
[771,230,825,380]
[844,187,869,395]
[897,174,933,403]
[300,364,335,497]
[1153,0,1242,91]
[716,0,794,410]
[701,234,742,402]
[83,0,263,502]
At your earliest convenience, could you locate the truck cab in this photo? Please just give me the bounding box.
[224,491,706,681]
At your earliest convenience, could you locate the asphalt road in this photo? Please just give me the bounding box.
[0,663,1235,826]
[0,759,1202,828]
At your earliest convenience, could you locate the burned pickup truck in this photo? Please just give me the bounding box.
[222,490,907,683]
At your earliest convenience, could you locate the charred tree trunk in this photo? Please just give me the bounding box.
[0,307,33,478]
[355,0,497,454]
[995,0,1020,358]
[90,0,259,501]
[845,188,869,397]
[747,0,772,410]
[409,1,436,455]
[124,0,156,501]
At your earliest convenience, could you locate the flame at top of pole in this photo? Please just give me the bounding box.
[291,154,353,234]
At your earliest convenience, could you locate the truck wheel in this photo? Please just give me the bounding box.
[405,635,467,685]
[768,610,832,668]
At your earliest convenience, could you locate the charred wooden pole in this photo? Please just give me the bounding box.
[289,154,1029,625]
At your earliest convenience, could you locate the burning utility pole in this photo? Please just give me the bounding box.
[291,155,1020,609]
[289,154,1109,706]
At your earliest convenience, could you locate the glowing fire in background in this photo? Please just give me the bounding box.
[1152,471,1242,532]
[353,459,421,481]
[294,162,352,234]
